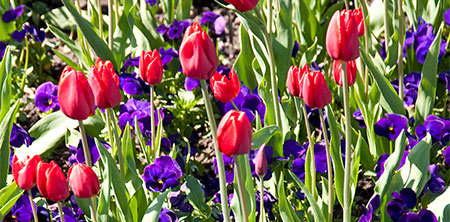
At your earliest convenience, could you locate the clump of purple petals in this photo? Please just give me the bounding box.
[121,55,140,72]
[146,0,158,6]
[156,19,191,40]
[292,40,299,57]
[13,25,45,42]
[256,188,277,221]
[375,153,389,179]
[159,208,177,222]
[2,5,25,23]
[353,108,366,128]
[445,9,450,26]
[214,154,234,183]
[424,164,445,194]
[415,115,450,145]
[0,41,7,60]
[413,18,447,64]
[391,72,421,107]
[119,72,147,95]
[387,188,417,221]
[443,146,450,166]
[291,140,328,182]
[118,98,164,138]
[438,71,450,93]
[142,155,182,192]
[35,81,60,112]
[159,47,179,69]
[374,113,408,141]
[219,85,266,124]
[68,136,109,166]
[170,184,194,213]
[200,12,226,35]
[10,124,34,147]
[359,195,380,222]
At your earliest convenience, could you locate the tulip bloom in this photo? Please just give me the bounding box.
[210,69,240,103]
[353,8,365,37]
[88,58,122,109]
[325,9,360,62]
[12,155,41,190]
[217,110,252,156]
[333,60,358,87]
[255,145,268,177]
[139,49,164,85]
[58,66,95,120]
[287,64,309,98]
[68,163,100,198]
[179,22,218,80]
[300,71,332,109]
[37,161,70,202]
[224,0,259,12]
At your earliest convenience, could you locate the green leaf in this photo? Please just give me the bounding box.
[25,111,104,156]
[273,0,293,91]
[0,47,12,122]
[415,25,443,125]
[61,0,118,68]
[278,170,300,222]
[53,50,82,71]
[185,175,210,215]
[113,11,136,69]
[251,125,282,155]
[0,101,19,189]
[47,25,83,67]
[175,0,192,20]
[234,24,258,91]
[289,170,326,222]
[326,106,344,207]
[0,183,23,220]
[97,140,112,221]
[360,49,405,115]
[141,190,169,222]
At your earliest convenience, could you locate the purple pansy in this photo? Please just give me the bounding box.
[281,139,304,160]
[221,85,266,124]
[391,72,421,107]
[156,19,190,40]
[443,146,450,166]
[119,72,145,95]
[291,141,328,181]
[170,184,194,213]
[375,153,389,179]
[159,47,179,69]
[146,0,158,6]
[120,55,140,72]
[200,11,226,35]
[35,81,60,112]
[7,194,35,221]
[353,108,366,128]
[2,5,25,23]
[142,155,182,192]
[439,71,450,92]
[214,154,234,183]
[374,113,408,141]
[118,98,164,138]
[425,164,445,193]
[0,41,7,60]
[10,124,34,147]
[256,188,277,221]
[292,40,300,57]
[159,208,177,222]
[414,17,447,64]
[359,194,380,222]
[53,207,78,222]
[24,25,45,42]
[12,30,26,42]
[415,115,450,144]
[68,136,110,166]
[184,76,200,91]
[445,9,450,26]
[386,188,417,221]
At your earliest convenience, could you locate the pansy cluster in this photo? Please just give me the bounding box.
[416,115,450,145]
[386,188,437,221]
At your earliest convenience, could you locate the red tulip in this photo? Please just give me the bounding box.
[210,69,240,103]
[333,60,358,87]
[353,8,365,37]
[300,70,332,109]
[68,163,100,198]
[179,22,218,80]
[139,49,164,85]
[224,0,259,12]
[217,110,252,156]
[36,161,70,202]
[287,64,309,98]
[58,66,95,120]
[325,9,360,62]
[11,155,41,190]
[88,58,122,109]
[255,144,268,177]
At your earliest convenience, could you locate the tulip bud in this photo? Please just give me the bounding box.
[217,110,252,156]
[353,8,365,37]
[139,49,164,85]
[36,161,70,202]
[300,71,332,109]
[255,144,268,177]
[333,60,358,87]
[58,66,95,120]
[88,58,122,109]
[12,155,41,190]
[224,0,259,12]
[179,22,218,80]
[210,69,240,103]
[287,64,309,98]
[68,163,100,198]
[325,10,360,62]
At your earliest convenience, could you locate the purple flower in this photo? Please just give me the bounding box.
[118,99,164,138]
[24,25,45,42]
[120,55,140,72]
[10,124,34,147]
[53,207,78,222]
[222,85,266,124]
[391,72,421,107]
[292,157,306,182]
[12,30,26,42]
[292,40,300,57]
[291,141,328,181]
[353,108,366,128]
[416,115,450,144]
[375,153,389,178]
[8,194,35,221]
[359,195,380,222]
[374,113,408,141]
[159,47,179,69]
[425,164,445,193]
[445,9,450,26]
[119,73,144,95]
[387,188,417,221]
[157,19,190,40]
[170,189,194,213]
[184,76,200,91]
[159,208,177,222]
[438,71,450,92]
[256,188,277,221]
[68,136,109,166]
[200,12,226,35]
[2,5,25,23]
[443,146,450,166]
[306,105,326,129]
[214,154,234,183]
[35,81,60,112]
[282,139,304,159]
[142,155,182,192]
[0,41,7,60]
[146,0,158,6]
[414,17,447,64]
[380,40,387,60]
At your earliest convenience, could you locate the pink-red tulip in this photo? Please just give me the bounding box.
[255,144,268,177]
[68,163,100,198]
[325,9,360,62]
[179,22,218,80]
[139,49,164,85]
[300,70,332,109]
[210,69,240,103]
[225,0,259,12]
[58,66,95,120]
[37,161,70,202]
[88,58,122,109]
[353,8,365,37]
[217,110,252,156]
[12,155,41,190]
[287,64,309,98]
[333,60,358,87]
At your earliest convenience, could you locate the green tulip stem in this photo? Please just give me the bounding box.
[90,196,98,222]
[105,108,115,155]
[234,159,249,222]
[259,176,265,222]
[19,38,29,98]
[384,0,390,57]
[97,0,103,39]
[106,108,125,179]
[200,80,230,222]
[319,108,334,222]
[57,202,66,222]
[293,98,301,142]
[231,101,240,111]
[78,120,93,167]
[344,0,350,9]
[28,190,39,222]
[341,62,353,222]
[113,0,119,24]
[300,99,316,198]
[397,0,405,101]
[108,0,113,50]
[359,0,370,101]
[150,86,156,160]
